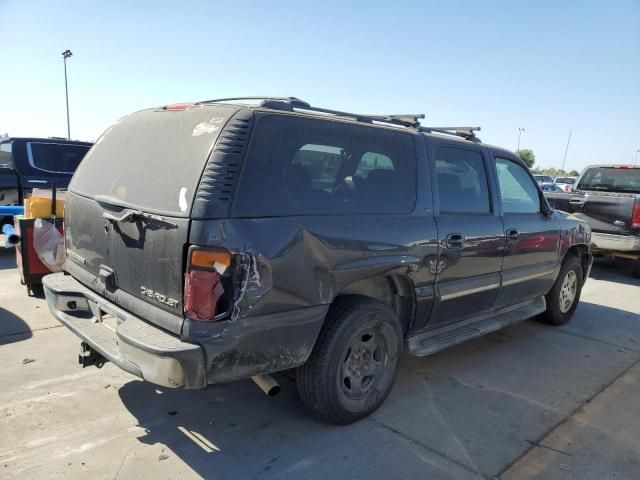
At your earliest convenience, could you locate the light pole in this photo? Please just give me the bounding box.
[561,130,572,172]
[62,50,73,140]
[516,128,525,151]
[634,149,639,165]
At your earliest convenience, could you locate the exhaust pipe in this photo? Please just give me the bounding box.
[251,374,281,396]
[2,224,20,248]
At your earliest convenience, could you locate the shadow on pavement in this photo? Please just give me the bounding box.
[117,374,336,479]
[590,257,640,286]
[116,295,640,479]
[0,306,33,345]
[0,247,17,271]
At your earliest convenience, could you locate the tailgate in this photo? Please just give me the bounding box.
[574,192,636,234]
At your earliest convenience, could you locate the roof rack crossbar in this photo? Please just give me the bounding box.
[419,126,482,141]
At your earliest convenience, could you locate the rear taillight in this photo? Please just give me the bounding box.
[632,203,640,230]
[184,247,232,322]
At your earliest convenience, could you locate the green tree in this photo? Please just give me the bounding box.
[569,169,580,176]
[515,149,536,168]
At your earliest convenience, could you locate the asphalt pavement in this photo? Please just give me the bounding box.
[1,246,639,479]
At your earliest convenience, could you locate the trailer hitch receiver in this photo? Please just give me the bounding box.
[79,342,107,369]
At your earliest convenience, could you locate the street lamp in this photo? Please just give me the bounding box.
[634,149,639,165]
[516,127,525,151]
[61,50,73,140]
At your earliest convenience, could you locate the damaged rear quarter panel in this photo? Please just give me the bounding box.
[186,215,438,383]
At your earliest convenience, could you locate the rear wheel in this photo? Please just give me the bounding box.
[297,296,402,425]
[540,255,583,326]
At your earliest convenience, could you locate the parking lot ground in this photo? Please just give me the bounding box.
[1,246,639,479]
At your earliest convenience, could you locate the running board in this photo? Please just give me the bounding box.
[405,297,546,356]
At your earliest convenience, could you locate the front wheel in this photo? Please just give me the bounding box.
[540,255,583,326]
[296,296,402,425]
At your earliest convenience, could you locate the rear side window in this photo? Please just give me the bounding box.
[435,146,490,214]
[0,143,12,168]
[496,158,541,213]
[27,142,90,174]
[233,115,416,216]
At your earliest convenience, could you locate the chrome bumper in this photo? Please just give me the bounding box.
[43,273,206,389]
[591,232,640,253]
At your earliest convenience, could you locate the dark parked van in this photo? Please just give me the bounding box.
[0,137,92,222]
[44,98,592,424]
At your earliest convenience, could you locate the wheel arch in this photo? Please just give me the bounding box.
[565,243,590,281]
[332,274,416,334]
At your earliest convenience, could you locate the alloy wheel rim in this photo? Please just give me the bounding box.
[559,270,578,313]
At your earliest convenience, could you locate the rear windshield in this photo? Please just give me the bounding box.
[577,167,640,193]
[534,175,553,183]
[27,142,90,174]
[233,114,417,216]
[70,105,235,215]
[555,177,575,184]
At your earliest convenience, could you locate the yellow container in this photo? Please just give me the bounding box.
[24,197,65,219]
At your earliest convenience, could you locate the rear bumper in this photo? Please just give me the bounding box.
[44,272,329,388]
[43,273,207,389]
[591,232,640,253]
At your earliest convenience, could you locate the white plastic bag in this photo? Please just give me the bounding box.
[33,219,66,272]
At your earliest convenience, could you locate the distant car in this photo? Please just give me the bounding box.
[554,176,577,192]
[541,183,564,192]
[534,174,553,184]
[545,164,640,277]
[0,137,92,224]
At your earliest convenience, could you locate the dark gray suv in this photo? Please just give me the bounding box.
[44,97,592,424]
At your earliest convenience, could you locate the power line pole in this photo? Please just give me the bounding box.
[516,127,525,151]
[62,50,73,140]
[561,130,572,172]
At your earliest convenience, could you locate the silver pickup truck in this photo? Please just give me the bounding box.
[545,164,640,276]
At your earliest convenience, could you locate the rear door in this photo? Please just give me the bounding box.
[428,143,505,326]
[65,104,238,334]
[493,156,560,308]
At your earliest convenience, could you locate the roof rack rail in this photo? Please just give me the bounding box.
[196,96,310,107]
[195,97,481,141]
[419,126,482,142]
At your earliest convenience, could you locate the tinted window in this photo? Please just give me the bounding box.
[496,158,541,213]
[355,152,393,178]
[577,167,640,193]
[27,142,90,174]
[435,147,490,214]
[0,142,11,168]
[555,177,575,184]
[233,115,416,216]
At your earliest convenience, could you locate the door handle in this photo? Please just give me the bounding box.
[506,229,519,241]
[445,233,465,249]
[569,198,585,205]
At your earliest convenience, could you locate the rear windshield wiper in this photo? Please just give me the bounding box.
[102,209,176,226]
[96,196,177,227]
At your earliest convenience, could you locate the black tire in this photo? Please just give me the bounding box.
[540,255,583,326]
[297,296,402,425]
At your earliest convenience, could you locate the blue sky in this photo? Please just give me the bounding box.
[1,0,639,171]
